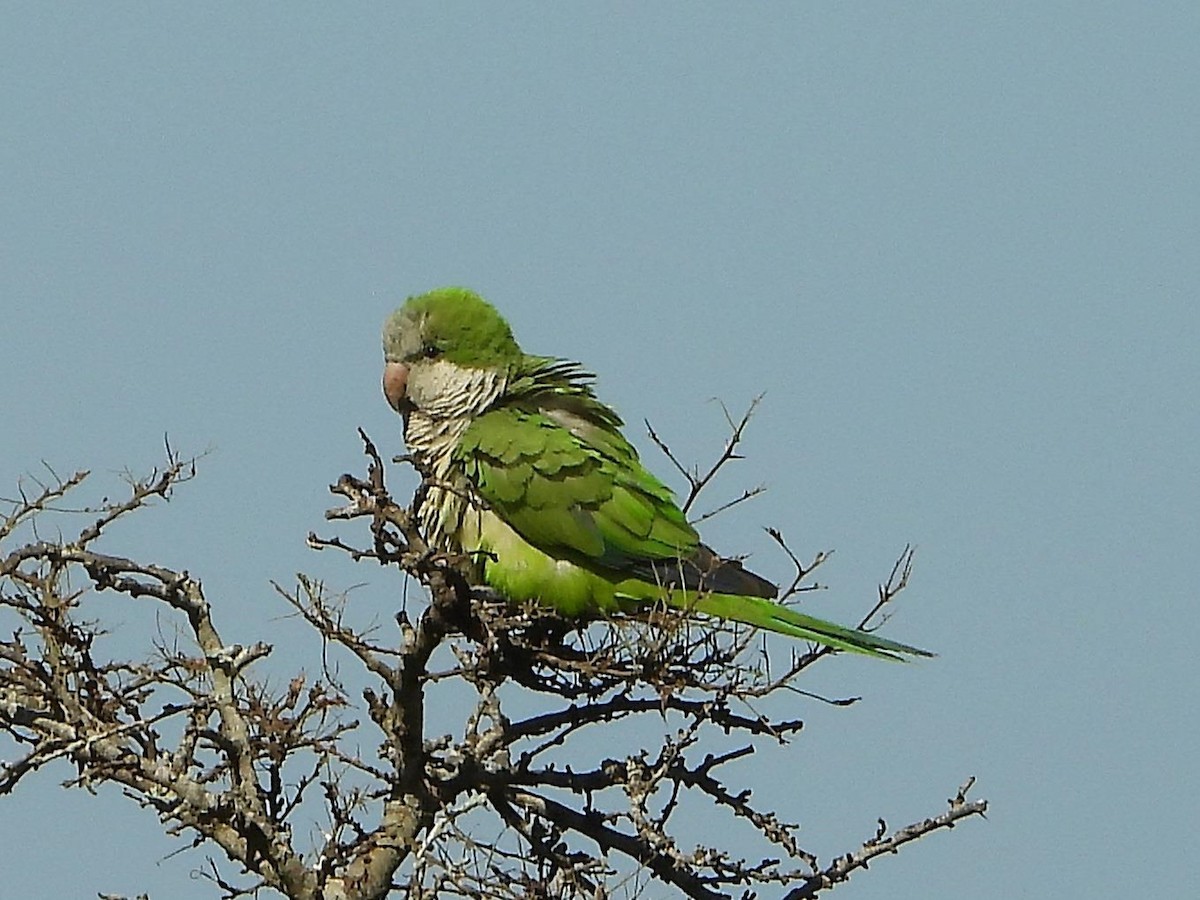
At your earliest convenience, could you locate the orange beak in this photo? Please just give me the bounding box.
[382,361,410,412]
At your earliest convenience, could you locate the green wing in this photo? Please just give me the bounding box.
[454,405,698,572]
[454,401,933,660]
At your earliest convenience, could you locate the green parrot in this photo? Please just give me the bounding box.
[382,287,930,660]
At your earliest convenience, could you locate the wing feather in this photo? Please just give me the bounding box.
[455,406,697,571]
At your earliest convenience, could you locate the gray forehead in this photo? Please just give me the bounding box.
[383,310,425,361]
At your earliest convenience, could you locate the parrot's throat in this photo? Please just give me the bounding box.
[401,363,507,551]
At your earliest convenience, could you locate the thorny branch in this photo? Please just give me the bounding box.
[782,778,988,899]
[1,406,984,899]
[645,394,766,518]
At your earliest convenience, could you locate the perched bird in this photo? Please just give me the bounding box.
[382,287,930,660]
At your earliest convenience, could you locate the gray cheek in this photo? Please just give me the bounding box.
[406,361,456,409]
[406,374,435,408]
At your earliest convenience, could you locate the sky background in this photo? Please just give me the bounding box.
[2,3,1197,898]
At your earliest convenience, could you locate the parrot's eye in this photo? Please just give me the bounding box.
[422,344,442,359]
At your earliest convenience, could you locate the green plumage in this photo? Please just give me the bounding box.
[384,288,932,661]
[457,406,695,568]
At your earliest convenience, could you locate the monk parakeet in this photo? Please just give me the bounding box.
[382,287,930,660]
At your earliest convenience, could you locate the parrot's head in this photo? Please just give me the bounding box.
[382,287,523,421]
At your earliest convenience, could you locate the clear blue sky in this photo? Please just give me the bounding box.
[2,4,1197,898]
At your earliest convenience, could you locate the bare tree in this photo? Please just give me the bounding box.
[1,415,985,899]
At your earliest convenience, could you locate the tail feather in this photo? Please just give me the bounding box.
[684,592,933,661]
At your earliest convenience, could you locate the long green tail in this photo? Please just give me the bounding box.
[686,593,933,660]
